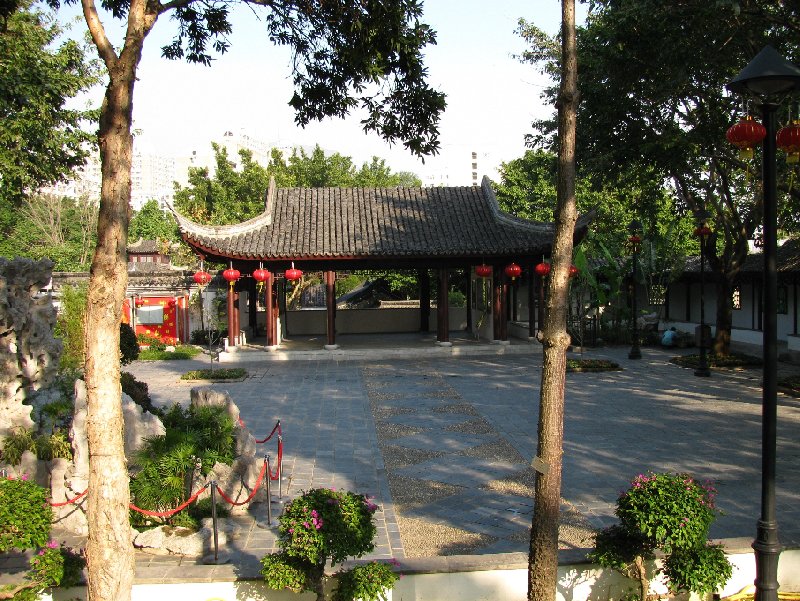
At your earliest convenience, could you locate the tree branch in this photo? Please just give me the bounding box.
[81,0,117,69]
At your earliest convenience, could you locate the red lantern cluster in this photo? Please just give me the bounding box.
[475,264,493,278]
[223,266,240,288]
[569,265,580,278]
[534,262,551,277]
[193,270,212,287]
[694,225,712,237]
[504,262,522,280]
[726,115,767,160]
[778,120,800,164]
[285,262,303,281]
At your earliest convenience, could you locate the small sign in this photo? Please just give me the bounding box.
[532,456,549,474]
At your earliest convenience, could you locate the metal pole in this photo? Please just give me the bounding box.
[754,101,781,601]
[277,435,283,500]
[210,481,219,563]
[695,232,711,377]
[629,245,642,359]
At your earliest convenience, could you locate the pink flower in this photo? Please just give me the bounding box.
[46,540,59,549]
[21,473,29,481]
[38,549,47,556]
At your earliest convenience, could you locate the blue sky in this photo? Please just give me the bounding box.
[67,1,587,182]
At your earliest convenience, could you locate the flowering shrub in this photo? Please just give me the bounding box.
[0,476,85,600]
[589,472,732,600]
[261,488,398,601]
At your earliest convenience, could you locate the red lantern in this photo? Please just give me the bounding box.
[726,115,766,160]
[534,262,551,277]
[777,120,800,164]
[223,267,240,288]
[193,270,212,287]
[628,234,642,245]
[475,264,493,278]
[693,225,712,237]
[285,262,303,281]
[504,262,522,280]
[569,265,580,278]
[253,267,271,283]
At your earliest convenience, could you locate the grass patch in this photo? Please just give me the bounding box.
[566,358,621,372]
[139,345,202,361]
[670,353,762,370]
[180,367,247,381]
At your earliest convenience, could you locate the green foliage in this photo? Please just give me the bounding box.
[663,543,733,596]
[130,403,236,523]
[0,428,37,465]
[262,488,391,601]
[180,367,246,381]
[590,472,732,599]
[120,371,161,417]
[448,289,466,308]
[332,561,399,601]
[138,345,202,361]
[137,333,166,351]
[0,476,52,551]
[38,397,73,434]
[129,200,179,242]
[0,1,99,213]
[35,431,72,462]
[119,323,140,365]
[54,284,87,370]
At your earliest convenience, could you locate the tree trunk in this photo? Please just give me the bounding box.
[528,1,578,600]
[713,275,734,355]
[82,1,156,597]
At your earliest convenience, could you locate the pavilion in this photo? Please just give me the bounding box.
[170,176,592,350]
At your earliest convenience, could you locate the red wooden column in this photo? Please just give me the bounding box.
[234,289,241,344]
[436,268,450,345]
[265,272,275,347]
[325,270,338,349]
[226,284,236,348]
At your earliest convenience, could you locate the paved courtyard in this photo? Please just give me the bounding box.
[116,337,800,578]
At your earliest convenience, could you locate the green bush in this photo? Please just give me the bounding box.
[120,322,140,365]
[589,472,732,600]
[190,328,227,345]
[136,333,167,351]
[138,345,201,361]
[129,403,235,524]
[0,427,37,465]
[54,284,87,370]
[261,488,397,601]
[180,367,247,381]
[36,431,72,462]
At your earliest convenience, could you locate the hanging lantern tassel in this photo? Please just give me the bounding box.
[223,265,241,289]
[253,265,270,293]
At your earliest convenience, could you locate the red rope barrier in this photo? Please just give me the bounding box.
[214,459,268,507]
[49,489,88,507]
[255,420,282,444]
[129,484,209,518]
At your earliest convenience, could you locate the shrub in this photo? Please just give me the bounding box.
[190,328,227,345]
[54,284,87,370]
[261,488,398,601]
[180,367,247,381]
[589,472,732,600]
[36,431,73,462]
[0,476,85,600]
[136,333,167,351]
[121,371,161,417]
[1,427,37,465]
[120,322,140,364]
[138,345,202,361]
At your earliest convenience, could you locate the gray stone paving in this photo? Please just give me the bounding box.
[25,337,800,579]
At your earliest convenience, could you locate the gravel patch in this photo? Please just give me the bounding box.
[397,516,498,557]
[433,403,480,416]
[368,391,406,402]
[459,440,527,464]
[481,467,537,497]
[505,506,596,550]
[387,475,463,510]
[380,444,446,470]
[445,417,496,435]
[372,405,416,420]
[377,422,427,440]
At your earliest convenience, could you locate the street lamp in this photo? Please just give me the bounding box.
[628,219,642,360]
[693,210,712,378]
[727,45,800,601]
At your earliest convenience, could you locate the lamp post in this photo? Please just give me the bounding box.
[727,45,800,601]
[694,210,712,378]
[628,219,642,360]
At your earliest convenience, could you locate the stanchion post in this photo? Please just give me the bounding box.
[210,481,219,563]
[278,435,283,500]
[265,455,273,526]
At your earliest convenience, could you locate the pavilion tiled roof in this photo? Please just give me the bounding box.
[170,177,586,267]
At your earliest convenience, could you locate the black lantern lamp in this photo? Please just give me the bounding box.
[628,219,643,360]
[727,46,800,601]
[693,209,712,378]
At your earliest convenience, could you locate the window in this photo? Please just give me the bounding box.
[778,286,788,315]
[137,305,164,325]
[732,286,741,310]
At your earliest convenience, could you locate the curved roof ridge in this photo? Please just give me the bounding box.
[165,177,275,237]
[481,176,552,234]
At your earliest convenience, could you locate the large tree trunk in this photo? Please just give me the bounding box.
[528,1,578,599]
[82,0,156,597]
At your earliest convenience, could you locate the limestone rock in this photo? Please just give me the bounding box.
[122,392,165,457]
